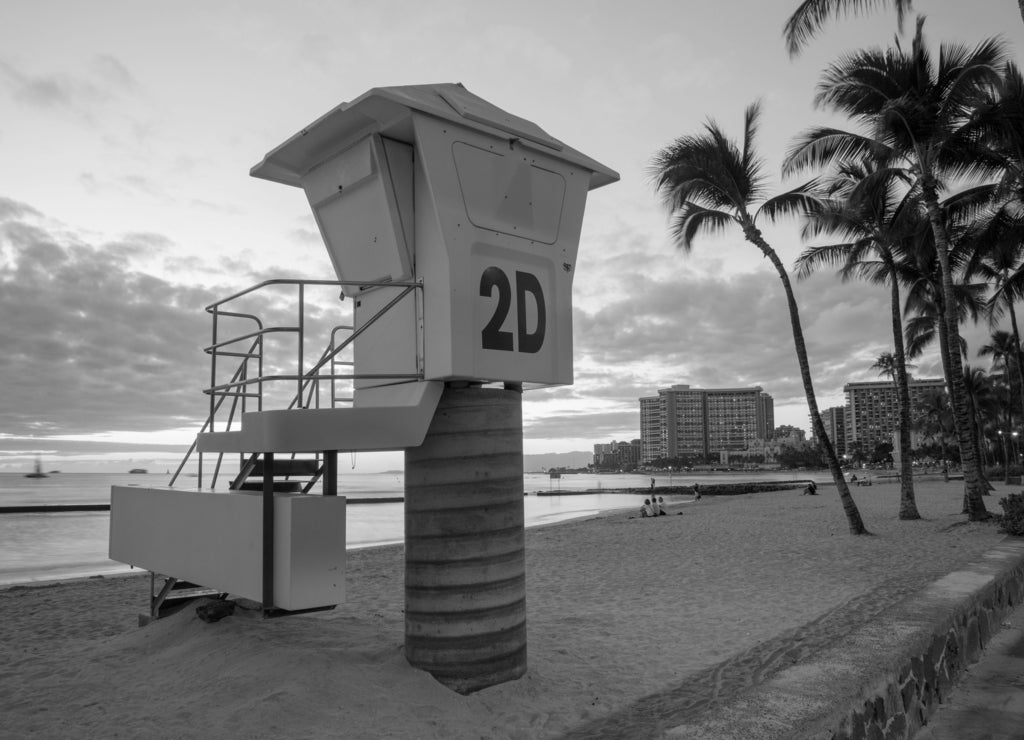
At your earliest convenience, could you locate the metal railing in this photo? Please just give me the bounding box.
[170,278,423,488]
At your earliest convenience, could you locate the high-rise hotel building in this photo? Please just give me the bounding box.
[843,378,947,455]
[640,384,774,463]
[819,406,846,456]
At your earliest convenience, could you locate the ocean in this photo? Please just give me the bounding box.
[0,469,813,586]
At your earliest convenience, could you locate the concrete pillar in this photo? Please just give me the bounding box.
[404,385,526,693]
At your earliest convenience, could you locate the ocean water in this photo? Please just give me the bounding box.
[0,469,812,586]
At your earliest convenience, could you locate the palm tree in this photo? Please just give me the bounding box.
[784,18,1008,519]
[914,389,954,472]
[979,330,1021,480]
[901,193,988,381]
[794,161,921,518]
[962,364,999,470]
[650,101,868,535]
[783,1,1024,57]
[965,62,1024,423]
[901,222,993,505]
[969,62,1024,224]
[872,351,921,514]
[872,350,912,380]
[965,243,1024,427]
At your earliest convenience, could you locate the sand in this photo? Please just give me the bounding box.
[0,478,1013,739]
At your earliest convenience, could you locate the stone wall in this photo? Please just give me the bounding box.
[817,541,1024,739]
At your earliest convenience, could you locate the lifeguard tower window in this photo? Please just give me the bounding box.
[305,135,414,284]
[452,142,566,245]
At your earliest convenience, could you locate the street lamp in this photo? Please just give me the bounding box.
[1013,431,1019,465]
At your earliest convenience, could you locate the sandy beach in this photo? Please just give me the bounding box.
[0,478,1014,739]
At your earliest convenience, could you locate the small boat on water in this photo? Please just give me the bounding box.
[25,458,48,479]
[129,468,148,474]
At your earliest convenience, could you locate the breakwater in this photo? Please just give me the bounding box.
[535,480,813,497]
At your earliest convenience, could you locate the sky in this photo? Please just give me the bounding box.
[2,1,1023,473]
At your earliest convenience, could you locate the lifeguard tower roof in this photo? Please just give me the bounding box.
[250,82,619,190]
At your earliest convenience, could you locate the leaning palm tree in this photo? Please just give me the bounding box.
[651,101,868,535]
[784,18,1008,519]
[795,158,922,518]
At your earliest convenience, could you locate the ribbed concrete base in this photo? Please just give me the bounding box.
[404,386,526,694]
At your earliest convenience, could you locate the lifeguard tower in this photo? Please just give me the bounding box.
[110,83,617,692]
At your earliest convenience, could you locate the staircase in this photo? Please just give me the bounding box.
[231,454,324,493]
[169,277,432,492]
[141,278,439,617]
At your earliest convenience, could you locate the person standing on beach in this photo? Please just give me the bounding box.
[650,477,656,491]
[693,483,702,501]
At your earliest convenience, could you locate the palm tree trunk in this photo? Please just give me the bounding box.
[1005,382,1013,482]
[978,416,990,466]
[747,227,868,534]
[888,267,919,519]
[1007,299,1024,431]
[921,184,988,519]
[964,384,992,492]
[931,283,964,499]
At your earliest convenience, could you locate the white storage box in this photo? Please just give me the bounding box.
[110,487,345,611]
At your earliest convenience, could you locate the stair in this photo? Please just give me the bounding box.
[232,455,323,493]
[140,576,225,625]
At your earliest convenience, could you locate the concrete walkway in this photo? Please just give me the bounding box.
[912,611,1024,740]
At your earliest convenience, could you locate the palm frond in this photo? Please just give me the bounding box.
[795,241,860,279]
[667,204,735,251]
[783,128,885,177]
[783,0,913,58]
[903,314,935,359]
[756,178,822,224]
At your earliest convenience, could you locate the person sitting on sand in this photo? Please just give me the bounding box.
[657,496,668,515]
[802,481,818,496]
[641,499,655,517]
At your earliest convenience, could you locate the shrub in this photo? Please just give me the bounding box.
[984,465,1023,479]
[997,493,1024,536]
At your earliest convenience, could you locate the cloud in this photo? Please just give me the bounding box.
[0,54,140,123]
[92,54,138,93]
[0,198,222,436]
[0,196,41,221]
[519,237,957,444]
